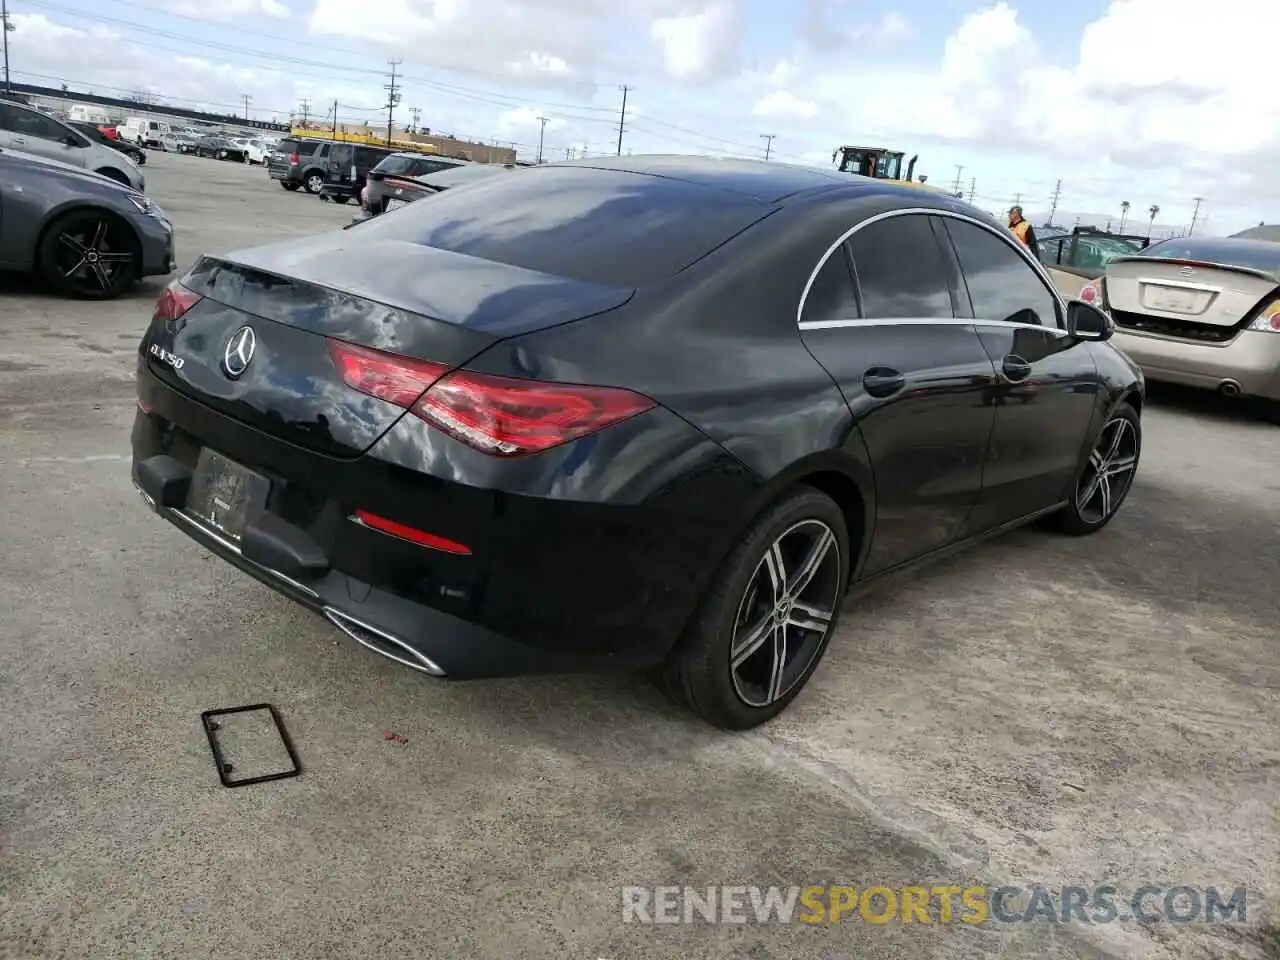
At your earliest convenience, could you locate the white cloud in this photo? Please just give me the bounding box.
[650,2,741,82]
[753,90,818,122]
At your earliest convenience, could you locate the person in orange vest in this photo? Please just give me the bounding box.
[1008,205,1040,259]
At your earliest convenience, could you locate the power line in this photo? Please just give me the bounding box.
[616,84,629,156]
[760,133,776,161]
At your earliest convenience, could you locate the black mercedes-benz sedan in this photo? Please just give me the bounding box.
[131,155,1143,729]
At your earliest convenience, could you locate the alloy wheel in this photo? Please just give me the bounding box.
[52,217,136,297]
[730,519,842,708]
[1075,416,1139,523]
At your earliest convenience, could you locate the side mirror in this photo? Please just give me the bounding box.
[1066,300,1113,342]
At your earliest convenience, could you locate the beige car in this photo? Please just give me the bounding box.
[1080,237,1280,421]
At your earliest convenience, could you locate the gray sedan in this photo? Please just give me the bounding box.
[0,147,176,299]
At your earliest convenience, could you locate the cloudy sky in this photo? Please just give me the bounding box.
[3,0,1273,233]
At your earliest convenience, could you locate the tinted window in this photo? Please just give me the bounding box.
[800,248,858,326]
[417,164,509,189]
[847,215,954,318]
[354,166,771,288]
[1138,238,1280,272]
[945,219,1058,327]
[2,104,69,142]
[373,154,422,176]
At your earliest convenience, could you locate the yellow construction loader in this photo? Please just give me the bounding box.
[832,145,958,195]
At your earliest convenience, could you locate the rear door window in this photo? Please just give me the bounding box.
[943,219,1060,327]
[359,166,772,288]
[847,214,955,318]
[800,248,859,327]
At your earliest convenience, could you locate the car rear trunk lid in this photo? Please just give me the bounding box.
[142,239,635,458]
[1105,258,1278,331]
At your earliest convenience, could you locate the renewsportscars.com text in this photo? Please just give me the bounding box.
[621,884,1248,925]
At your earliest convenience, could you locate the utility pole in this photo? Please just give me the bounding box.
[967,177,976,203]
[952,165,964,195]
[1013,192,1022,209]
[565,147,571,160]
[241,94,251,120]
[536,115,548,164]
[297,97,310,127]
[384,59,402,145]
[1189,196,1204,236]
[616,85,630,156]
[1047,178,1062,226]
[2,0,12,94]
[408,106,421,134]
[759,133,776,160]
[331,99,337,141]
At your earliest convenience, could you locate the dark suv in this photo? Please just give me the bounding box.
[360,152,467,214]
[267,137,334,194]
[316,143,398,205]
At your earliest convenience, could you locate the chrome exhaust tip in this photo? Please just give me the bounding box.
[1219,379,1243,398]
[323,607,446,677]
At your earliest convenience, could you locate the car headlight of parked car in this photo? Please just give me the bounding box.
[127,194,171,228]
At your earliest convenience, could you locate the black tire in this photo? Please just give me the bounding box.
[1051,402,1141,536]
[659,486,849,729]
[303,172,324,194]
[131,151,146,165]
[332,195,349,205]
[37,209,141,301]
[94,167,131,186]
[281,181,300,191]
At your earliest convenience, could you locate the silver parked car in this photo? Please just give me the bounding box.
[0,97,144,191]
[0,147,175,299]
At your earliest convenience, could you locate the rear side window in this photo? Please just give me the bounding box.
[944,219,1059,327]
[847,215,954,318]
[357,166,771,288]
[800,248,858,327]
[374,154,419,176]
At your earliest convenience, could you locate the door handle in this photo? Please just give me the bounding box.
[13,137,27,145]
[862,366,906,398]
[1001,355,1033,381]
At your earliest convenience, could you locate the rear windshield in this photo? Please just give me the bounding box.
[356,166,770,287]
[416,164,511,191]
[1138,238,1280,273]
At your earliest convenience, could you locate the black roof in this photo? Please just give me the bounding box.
[557,155,866,203]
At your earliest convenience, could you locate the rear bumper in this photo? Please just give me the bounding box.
[132,456,581,679]
[1113,328,1280,400]
[128,372,757,680]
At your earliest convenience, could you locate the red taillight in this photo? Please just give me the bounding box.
[1079,278,1104,307]
[155,281,202,322]
[327,340,448,407]
[327,338,656,457]
[289,151,300,165]
[352,509,472,555]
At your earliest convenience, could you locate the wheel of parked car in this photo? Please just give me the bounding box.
[660,487,849,729]
[37,210,141,301]
[129,150,145,164]
[1050,402,1141,535]
[304,172,324,194]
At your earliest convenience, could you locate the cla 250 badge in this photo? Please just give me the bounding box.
[149,344,185,370]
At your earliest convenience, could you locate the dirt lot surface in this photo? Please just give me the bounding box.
[1,152,1277,960]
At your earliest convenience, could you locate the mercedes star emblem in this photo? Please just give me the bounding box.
[222,325,257,379]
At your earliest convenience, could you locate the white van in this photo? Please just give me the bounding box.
[67,104,115,126]
[117,117,173,148]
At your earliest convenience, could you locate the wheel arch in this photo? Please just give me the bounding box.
[93,166,132,186]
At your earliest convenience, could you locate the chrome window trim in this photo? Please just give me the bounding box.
[796,206,1069,331]
[799,317,1058,333]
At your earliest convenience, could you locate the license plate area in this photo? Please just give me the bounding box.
[1139,283,1213,316]
[184,448,271,541]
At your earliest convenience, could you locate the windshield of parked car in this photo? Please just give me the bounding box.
[373,154,431,176]
[1137,238,1280,273]
[357,165,771,288]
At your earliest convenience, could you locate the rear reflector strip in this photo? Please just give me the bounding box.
[351,509,472,555]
